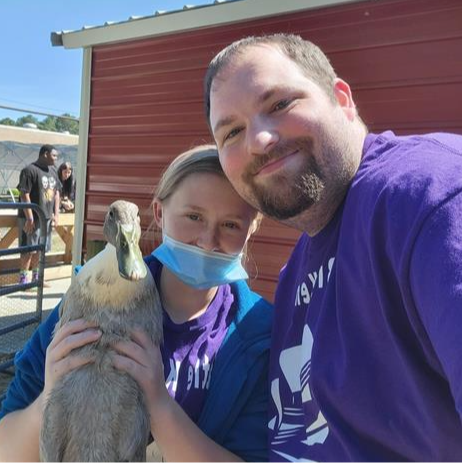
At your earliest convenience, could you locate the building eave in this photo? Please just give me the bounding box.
[51,0,358,49]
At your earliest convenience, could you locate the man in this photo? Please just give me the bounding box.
[204,34,462,461]
[17,144,60,287]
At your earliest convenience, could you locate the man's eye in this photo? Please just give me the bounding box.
[272,99,291,112]
[224,127,242,142]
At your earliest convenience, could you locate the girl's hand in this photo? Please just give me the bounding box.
[43,319,102,408]
[111,330,171,418]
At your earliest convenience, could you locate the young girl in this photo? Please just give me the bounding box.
[0,145,273,462]
[57,161,75,212]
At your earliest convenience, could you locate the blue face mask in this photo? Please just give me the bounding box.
[152,233,249,289]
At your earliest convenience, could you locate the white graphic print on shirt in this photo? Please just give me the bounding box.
[165,354,213,395]
[269,257,335,461]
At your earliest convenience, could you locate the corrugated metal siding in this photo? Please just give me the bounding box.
[85,0,462,301]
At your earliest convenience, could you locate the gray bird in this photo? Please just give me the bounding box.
[40,200,163,462]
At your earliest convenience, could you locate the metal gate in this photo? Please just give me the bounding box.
[0,202,46,401]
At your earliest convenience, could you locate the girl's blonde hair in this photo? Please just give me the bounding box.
[155,144,225,202]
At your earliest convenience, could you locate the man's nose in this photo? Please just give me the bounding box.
[247,119,279,156]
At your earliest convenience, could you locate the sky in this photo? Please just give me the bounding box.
[0,0,208,122]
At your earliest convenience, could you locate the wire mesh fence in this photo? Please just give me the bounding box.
[0,202,46,402]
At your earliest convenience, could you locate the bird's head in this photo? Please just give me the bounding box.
[103,200,147,281]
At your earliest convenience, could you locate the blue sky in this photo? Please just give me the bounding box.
[0,0,207,121]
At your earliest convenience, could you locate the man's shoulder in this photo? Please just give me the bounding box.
[50,165,60,178]
[356,131,462,202]
[340,131,462,258]
[20,162,39,174]
[365,131,462,170]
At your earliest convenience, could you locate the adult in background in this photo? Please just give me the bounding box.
[17,144,60,286]
[57,161,75,212]
[205,33,462,461]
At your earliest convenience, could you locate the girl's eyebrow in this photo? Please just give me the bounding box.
[182,205,245,221]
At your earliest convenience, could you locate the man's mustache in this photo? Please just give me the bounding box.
[246,138,314,176]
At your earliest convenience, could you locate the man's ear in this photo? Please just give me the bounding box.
[153,199,163,228]
[333,78,357,122]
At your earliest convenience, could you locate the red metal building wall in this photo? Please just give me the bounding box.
[84,0,462,301]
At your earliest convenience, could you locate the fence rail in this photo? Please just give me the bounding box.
[0,210,75,280]
[0,202,47,402]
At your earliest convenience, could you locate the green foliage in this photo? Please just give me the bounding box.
[10,188,20,199]
[0,117,16,126]
[55,114,79,135]
[0,188,20,202]
[16,114,40,126]
[38,116,57,132]
[0,113,79,135]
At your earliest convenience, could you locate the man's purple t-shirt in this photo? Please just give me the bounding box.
[149,258,236,423]
[268,131,462,461]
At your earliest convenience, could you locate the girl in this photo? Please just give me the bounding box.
[0,145,272,462]
[57,161,75,212]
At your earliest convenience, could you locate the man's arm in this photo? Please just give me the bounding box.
[409,191,462,419]
[53,190,60,227]
[20,192,34,234]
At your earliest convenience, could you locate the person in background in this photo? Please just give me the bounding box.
[17,144,60,287]
[204,33,462,461]
[57,161,75,213]
[0,145,273,462]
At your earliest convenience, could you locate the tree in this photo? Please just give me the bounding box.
[0,113,79,134]
[38,116,58,133]
[15,114,40,127]
[55,114,79,135]
[0,117,16,126]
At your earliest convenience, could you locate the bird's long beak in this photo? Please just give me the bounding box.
[116,223,147,281]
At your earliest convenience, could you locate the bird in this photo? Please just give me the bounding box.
[40,200,163,462]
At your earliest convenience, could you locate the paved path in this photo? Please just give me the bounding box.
[0,277,71,398]
[1,277,71,355]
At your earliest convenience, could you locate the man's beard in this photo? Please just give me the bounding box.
[242,137,325,221]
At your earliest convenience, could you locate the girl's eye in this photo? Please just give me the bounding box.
[272,99,291,112]
[224,221,239,230]
[188,213,200,221]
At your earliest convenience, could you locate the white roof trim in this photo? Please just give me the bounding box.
[54,0,359,49]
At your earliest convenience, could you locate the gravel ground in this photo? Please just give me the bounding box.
[0,353,15,403]
[1,369,14,398]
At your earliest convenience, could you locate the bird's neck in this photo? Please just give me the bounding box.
[76,243,149,310]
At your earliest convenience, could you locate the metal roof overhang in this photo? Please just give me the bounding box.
[51,0,358,49]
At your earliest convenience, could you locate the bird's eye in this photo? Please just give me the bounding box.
[109,210,114,219]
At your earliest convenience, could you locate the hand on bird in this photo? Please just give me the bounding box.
[111,330,171,421]
[42,319,102,410]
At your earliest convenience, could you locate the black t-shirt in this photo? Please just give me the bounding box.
[17,162,61,220]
